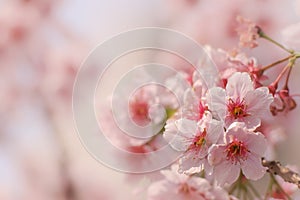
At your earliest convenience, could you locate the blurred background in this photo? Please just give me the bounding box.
[1,0,300,199]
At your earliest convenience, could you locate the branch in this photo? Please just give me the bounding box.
[262,158,300,188]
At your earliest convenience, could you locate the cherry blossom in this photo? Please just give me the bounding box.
[1,0,300,199]
[147,165,231,200]
[164,112,223,174]
[207,72,273,129]
[204,46,266,88]
[181,86,208,121]
[208,122,267,186]
[236,16,260,48]
[0,2,41,55]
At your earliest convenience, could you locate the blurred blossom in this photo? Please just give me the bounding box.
[15,0,61,15]
[0,2,41,56]
[236,15,259,48]
[147,165,231,200]
[0,0,300,200]
[40,45,88,110]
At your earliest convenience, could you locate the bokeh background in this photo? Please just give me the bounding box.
[1,0,300,199]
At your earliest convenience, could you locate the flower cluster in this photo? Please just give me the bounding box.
[147,165,231,200]
[164,70,273,186]
[91,10,300,199]
[136,17,300,199]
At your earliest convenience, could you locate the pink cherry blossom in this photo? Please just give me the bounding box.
[181,87,208,121]
[128,88,153,126]
[147,165,231,200]
[0,2,41,55]
[16,0,60,16]
[207,72,273,130]
[204,46,266,88]
[208,122,267,186]
[164,113,224,174]
[236,16,260,48]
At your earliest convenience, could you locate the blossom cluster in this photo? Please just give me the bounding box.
[3,0,300,199]
[102,16,300,199]
[164,71,273,186]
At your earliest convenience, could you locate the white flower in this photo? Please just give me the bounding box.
[207,72,273,130]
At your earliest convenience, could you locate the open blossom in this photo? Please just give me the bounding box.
[208,122,267,186]
[164,113,224,174]
[236,16,260,48]
[0,3,41,54]
[204,46,266,88]
[147,165,231,200]
[111,82,178,146]
[181,86,208,121]
[207,72,273,130]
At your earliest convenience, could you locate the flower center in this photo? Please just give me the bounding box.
[190,129,207,149]
[227,98,249,119]
[225,139,250,164]
[129,100,149,125]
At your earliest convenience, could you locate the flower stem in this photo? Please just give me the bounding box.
[229,181,239,194]
[270,60,294,89]
[283,57,296,90]
[230,172,262,200]
[260,55,293,72]
[258,29,294,54]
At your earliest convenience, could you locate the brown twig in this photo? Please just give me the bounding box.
[262,158,300,188]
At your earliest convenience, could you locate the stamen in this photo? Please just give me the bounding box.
[225,140,250,164]
[189,129,207,150]
[227,98,249,119]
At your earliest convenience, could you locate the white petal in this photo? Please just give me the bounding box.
[241,115,261,130]
[182,89,200,119]
[196,49,220,89]
[164,120,191,151]
[214,161,240,186]
[246,132,267,156]
[245,87,273,116]
[226,72,254,99]
[206,87,226,119]
[175,118,197,135]
[179,154,204,174]
[242,154,266,180]
[148,104,166,124]
[207,119,225,144]
[208,145,226,166]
